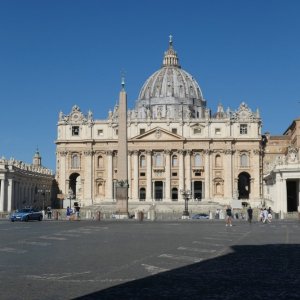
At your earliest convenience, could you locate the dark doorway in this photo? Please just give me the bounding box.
[154,181,163,201]
[193,181,202,200]
[139,188,146,201]
[238,172,250,199]
[172,188,178,201]
[287,180,298,212]
[69,173,80,198]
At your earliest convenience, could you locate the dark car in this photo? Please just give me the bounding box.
[10,208,43,222]
[192,213,209,220]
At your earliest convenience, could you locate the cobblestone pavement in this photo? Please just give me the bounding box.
[0,219,299,299]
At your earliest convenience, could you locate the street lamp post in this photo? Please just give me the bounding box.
[38,185,50,211]
[68,188,74,208]
[180,189,191,218]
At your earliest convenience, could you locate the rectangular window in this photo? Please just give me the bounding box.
[240,124,248,134]
[140,172,145,177]
[172,128,177,134]
[140,129,145,134]
[215,128,221,135]
[172,172,177,177]
[194,128,201,134]
[115,129,118,136]
[72,126,79,136]
[98,129,103,136]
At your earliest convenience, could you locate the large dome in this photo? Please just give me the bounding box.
[135,37,206,120]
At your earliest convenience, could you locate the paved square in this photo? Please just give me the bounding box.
[0,219,299,299]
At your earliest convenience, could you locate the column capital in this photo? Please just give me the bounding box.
[146,150,152,155]
[224,149,234,155]
[106,150,114,156]
[84,150,94,156]
[59,151,69,156]
[178,149,185,155]
[185,150,192,155]
[203,149,212,155]
[164,149,171,155]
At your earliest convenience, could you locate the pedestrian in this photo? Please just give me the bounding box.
[262,208,269,223]
[66,206,72,220]
[267,207,272,223]
[247,206,253,223]
[74,205,80,220]
[47,206,52,219]
[225,206,233,226]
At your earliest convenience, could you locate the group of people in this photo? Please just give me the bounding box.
[259,207,273,223]
[225,206,273,226]
[66,205,81,220]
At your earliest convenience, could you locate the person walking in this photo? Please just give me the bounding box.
[262,208,268,223]
[225,206,233,226]
[66,206,72,220]
[247,206,253,223]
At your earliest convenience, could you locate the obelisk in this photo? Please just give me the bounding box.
[115,76,129,217]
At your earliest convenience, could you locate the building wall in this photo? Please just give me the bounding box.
[56,102,263,208]
[0,158,54,212]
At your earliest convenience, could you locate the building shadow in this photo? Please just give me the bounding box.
[74,244,300,300]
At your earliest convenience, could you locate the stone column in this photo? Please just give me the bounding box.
[224,150,233,199]
[106,151,113,200]
[204,149,211,200]
[178,150,185,200]
[0,179,5,212]
[7,179,13,212]
[59,151,68,196]
[146,150,152,201]
[133,151,139,201]
[185,150,191,193]
[164,150,171,201]
[84,150,93,205]
[127,151,132,200]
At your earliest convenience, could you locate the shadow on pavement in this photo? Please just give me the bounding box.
[74,244,300,300]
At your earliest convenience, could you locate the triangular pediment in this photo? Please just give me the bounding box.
[130,127,184,141]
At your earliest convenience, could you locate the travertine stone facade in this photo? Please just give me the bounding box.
[0,151,54,212]
[55,38,263,210]
[264,118,300,214]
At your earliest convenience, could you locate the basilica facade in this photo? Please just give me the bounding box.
[55,38,263,211]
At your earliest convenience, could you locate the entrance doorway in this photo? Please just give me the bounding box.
[69,173,80,198]
[193,181,202,200]
[238,172,250,199]
[287,180,298,212]
[154,181,163,201]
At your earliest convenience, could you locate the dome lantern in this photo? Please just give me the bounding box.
[162,35,180,68]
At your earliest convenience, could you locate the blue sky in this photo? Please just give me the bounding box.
[0,0,299,171]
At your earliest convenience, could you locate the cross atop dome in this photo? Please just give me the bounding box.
[163,35,180,68]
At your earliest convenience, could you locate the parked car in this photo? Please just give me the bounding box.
[10,208,43,222]
[192,213,209,220]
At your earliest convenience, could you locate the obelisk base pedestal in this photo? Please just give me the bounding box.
[115,186,129,219]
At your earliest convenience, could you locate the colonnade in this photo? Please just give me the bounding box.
[0,176,52,212]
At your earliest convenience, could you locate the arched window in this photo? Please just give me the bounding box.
[155,153,163,167]
[215,154,222,167]
[194,154,201,167]
[139,188,146,201]
[97,156,104,168]
[240,153,248,167]
[172,155,178,167]
[71,154,80,169]
[172,188,178,201]
[140,155,146,168]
